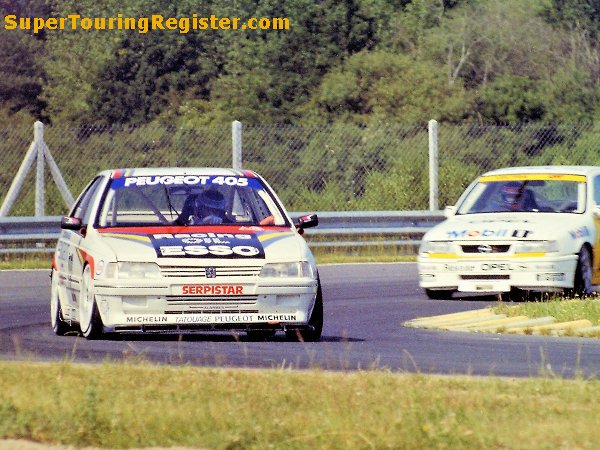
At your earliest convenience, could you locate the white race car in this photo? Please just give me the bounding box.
[51,168,322,340]
[418,166,600,299]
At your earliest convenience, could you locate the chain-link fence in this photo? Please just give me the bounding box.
[2,121,600,216]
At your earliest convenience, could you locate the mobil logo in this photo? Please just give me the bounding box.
[447,229,532,239]
[447,229,508,239]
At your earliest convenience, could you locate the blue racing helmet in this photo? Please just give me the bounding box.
[501,181,523,206]
[196,189,226,211]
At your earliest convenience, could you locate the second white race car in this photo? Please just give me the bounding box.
[418,165,600,299]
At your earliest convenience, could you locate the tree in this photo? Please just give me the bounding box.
[306,50,472,125]
[543,0,600,39]
[477,75,545,124]
[183,0,384,125]
[0,0,51,118]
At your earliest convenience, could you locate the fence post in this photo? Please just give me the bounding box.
[428,119,439,211]
[0,122,41,216]
[35,122,45,216]
[232,120,242,169]
[0,121,74,217]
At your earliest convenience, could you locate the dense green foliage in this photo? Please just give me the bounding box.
[1,0,599,127]
[2,0,600,214]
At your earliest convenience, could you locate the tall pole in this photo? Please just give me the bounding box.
[428,119,439,211]
[232,120,242,170]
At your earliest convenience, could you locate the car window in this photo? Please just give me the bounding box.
[97,174,289,227]
[457,175,586,214]
[71,176,105,224]
[593,175,600,206]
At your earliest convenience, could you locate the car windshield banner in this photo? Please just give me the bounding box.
[110,174,262,189]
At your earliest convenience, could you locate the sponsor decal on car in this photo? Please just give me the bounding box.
[110,174,259,188]
[569,226,590,239]
[124,313,299,325]
[151,232,265,258]
[180,285,244,295]
[443,263,476,272]
[447,229,533,239]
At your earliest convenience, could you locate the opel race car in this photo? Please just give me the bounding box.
[51,168,322,340]
[418,166,600,299]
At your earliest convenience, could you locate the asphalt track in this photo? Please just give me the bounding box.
[1,263,599,378]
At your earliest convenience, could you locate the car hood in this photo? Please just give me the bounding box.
[94,225,306,262]
[425,213,579,241]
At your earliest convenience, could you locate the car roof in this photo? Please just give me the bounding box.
[98,168,259,178]
[481,165,600,177]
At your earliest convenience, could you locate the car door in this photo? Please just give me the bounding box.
[591,175,600,284]
[59,176,105,312]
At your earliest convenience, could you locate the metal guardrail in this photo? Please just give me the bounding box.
[0,211,446,254]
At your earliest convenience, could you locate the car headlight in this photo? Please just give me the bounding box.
[102,262,161,279]
[513,241,559,254]
[419,241,454,255]
[260,262,314,278]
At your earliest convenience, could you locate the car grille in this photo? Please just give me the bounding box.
[165,295,258,312]
[165,309,259,315]
[166,295,257,304]
[460,275,510,280]
[160,265,262,278]
[461,245,511,254]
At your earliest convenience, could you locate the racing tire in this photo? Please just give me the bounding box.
[286,280,323,342]
[50,269,73,336]
[79,265,104,340]
[425,289,454,300]
[507,288,536,302]
[568,247,593,298]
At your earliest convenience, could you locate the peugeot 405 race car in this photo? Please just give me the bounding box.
[418,166,600,299]
[51,168,322,340]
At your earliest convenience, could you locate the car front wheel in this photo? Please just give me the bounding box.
[51,269,73,336]
[79,265,104,339]
[568,247,593,298]
[286,281,323,342]
[425,289,454,300]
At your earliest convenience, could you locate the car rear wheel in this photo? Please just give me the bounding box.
[568,247,593,298]
[425,289,454,300]
[79,265,104,339]
[286,281,323,342]
[51,269,73,336]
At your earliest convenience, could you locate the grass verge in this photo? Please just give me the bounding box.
[1,361,599,449]
[0,248,417,269]
[0,253,52,270]
[495,297,600,324]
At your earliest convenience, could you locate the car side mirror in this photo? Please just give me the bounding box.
[295,213,318,232]
[444,205,457,218]
[61,216,82,230]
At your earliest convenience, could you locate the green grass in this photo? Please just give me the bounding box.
[1,361,599,449]
[0,253,53,270]
[0,248,415,269]
[495,297,600,326]
[310,244,418,264]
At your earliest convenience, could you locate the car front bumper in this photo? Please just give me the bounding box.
[417,254,578,293]
[92,277,318,333]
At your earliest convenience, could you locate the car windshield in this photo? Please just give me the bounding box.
[456,174,587,215]
[97,174,289,227]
